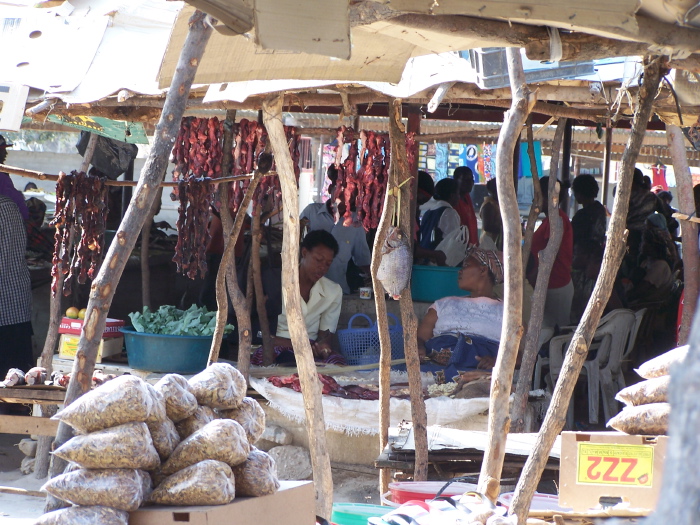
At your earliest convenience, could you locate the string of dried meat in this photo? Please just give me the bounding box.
[50,170,109,296]
[171,117,224,279]
[170,117,301,279]
[332,127,397,231]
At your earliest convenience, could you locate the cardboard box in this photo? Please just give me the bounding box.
[58,334,123,363]
[58,317,124,338]
[559,431,668,511]
[129,480,314,525]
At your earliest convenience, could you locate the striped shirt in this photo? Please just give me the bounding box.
[0,195,31,326]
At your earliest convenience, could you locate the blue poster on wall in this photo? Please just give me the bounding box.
[519,140,543,178]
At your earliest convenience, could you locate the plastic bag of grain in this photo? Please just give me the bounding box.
[188,363,246,410]
[35,506,128,525]
[145,383,168,424]
[53,422,160,470]
[52,375,158,433]
[607,403,670,435]
[148,418,181,461]
[616,376,670,406]
[154,374,198,422]
[219,397,265,444]
[175,405,217,440]
[41,468,150,511]
[150,459,235,506]
[635,346,688,379]
[162,419,250,475]
[232,448,280,497]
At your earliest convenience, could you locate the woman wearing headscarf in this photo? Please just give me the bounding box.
[417,246,504,371]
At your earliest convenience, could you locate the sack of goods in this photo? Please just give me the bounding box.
[606,345,687,436]
[36,363,278,524]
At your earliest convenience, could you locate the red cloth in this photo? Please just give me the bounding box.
[531,209,573,289]
[455,194,479,246]
[651,165,668,191]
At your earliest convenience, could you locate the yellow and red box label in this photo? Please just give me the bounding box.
[576,443,654,487]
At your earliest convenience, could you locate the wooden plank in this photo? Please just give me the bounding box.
[0,388,65,404]
[0,415,59,436]
[0,486,45,498]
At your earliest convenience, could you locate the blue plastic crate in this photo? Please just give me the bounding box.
[411,265,469,303]
[337,313,403,366]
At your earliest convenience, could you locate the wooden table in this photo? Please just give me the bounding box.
[0,386,65,436]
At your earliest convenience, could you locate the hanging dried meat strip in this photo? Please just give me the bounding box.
[172,177,214,279]
[50,170,109,296]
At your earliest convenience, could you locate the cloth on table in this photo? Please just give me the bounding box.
[249,375,490,435]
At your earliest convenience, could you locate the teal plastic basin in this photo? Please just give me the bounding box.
[121,328,211,374]
[411,265,469,303]
[331,504,389,525]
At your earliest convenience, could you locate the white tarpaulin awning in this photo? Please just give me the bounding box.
[0,1,182,104]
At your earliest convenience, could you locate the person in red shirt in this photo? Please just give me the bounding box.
[527,176,574,331]
[452,166,479,246]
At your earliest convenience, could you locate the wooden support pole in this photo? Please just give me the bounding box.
[667,124,699,345]
[477,47,531,504]
[387,99,429,482]
[521,118,543,271]
[511,118,566,433]
[140,186,163,310]
[34,134,97,481]
[210,174,260,370]
[44,11,213,512]
[372,176,395,495]
[602,124,613,208]
[252,211,275,365]
[646,233,700,525]
[561,119,572,213]
[0,163,254,186]
[509,56,666,524]
[262,93,333,519]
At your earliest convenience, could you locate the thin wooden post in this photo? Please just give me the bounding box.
[252,211,274,364]
[511,118,566,433]
[35,135,98,481]
[210,175,261,370]
[372,170,395,496]
[477,47,532,504]
[521,118,543,271]
[646,252,700,525]
[602,124,613,208]
[388,99,429,482]
[262,93,334,519]
[140,186,163,309]
[561,119,572,212]
[44,11,213,511]
[667,124,698,345]
[509,56,666,524]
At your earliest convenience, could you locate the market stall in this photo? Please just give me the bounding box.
[2,1,700,523]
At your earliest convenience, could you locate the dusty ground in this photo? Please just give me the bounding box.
[0,434,45,523]
[0,434,381,522]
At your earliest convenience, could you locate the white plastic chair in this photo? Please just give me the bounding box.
[548,309,636,426]
[548,332,612,428]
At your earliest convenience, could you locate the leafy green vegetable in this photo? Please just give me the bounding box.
[128,305,234,337]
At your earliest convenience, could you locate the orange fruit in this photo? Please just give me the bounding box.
[78,308,87,320]
[65,307,79,319]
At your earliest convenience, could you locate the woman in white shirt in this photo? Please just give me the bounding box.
[417,247,504,371]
